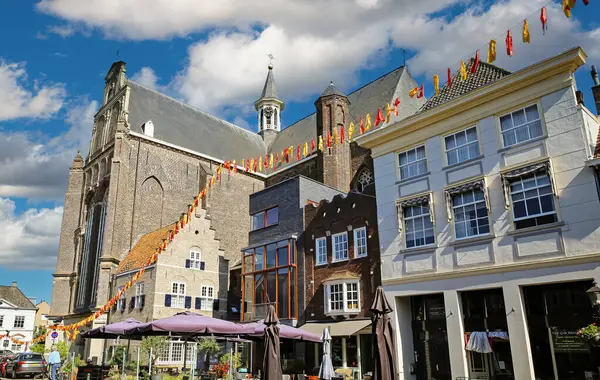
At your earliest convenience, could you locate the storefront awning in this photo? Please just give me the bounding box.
[299,319,372,337]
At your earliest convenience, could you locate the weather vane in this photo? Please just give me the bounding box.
[267,53,275,66]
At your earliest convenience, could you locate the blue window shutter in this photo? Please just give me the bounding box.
[200,261,205,271]
[213,299,220,311]
[185,259,191,268]
[195,297,201,310]
[185,296,192,309]
[165,294,172,307]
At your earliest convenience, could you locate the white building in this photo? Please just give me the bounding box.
[357,47,600,380]
[0,282,37,353]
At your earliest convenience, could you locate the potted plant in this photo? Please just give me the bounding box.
[198,337,222,375]
[141,336,169,380]
[577,323,600,344]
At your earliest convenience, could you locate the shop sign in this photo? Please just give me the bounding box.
[551,328,588,353]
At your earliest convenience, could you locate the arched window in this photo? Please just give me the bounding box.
[354,168,374,193]
[274,108,278,127]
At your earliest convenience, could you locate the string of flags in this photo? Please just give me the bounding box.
[22,0,593,346]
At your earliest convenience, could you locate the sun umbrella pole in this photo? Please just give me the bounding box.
[229,346,233,380]
[136,347,140,380]
[149,347,152,376]
[121,347,126,380]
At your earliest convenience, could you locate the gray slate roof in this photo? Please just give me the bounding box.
[127,81,266,162]
[269,66,425,155]
[0,286,36,310]
[321,82,347,97]
[257,66,280,101]
[419,58,511,112]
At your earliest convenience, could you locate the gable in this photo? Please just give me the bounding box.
[0,299,17,308]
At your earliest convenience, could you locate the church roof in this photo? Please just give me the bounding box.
[320,82,347,98]
[419,59,511,112]
[268,65,425,156]
[0,285,36,310]
[127,81,267,162]
[256,65,281,102]
[117,224,174,274]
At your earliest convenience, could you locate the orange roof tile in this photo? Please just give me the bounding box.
[117,224,175,274]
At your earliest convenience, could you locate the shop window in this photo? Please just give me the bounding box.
[251,207,279,231]
[444,126,480,165]
[398,145,427,180]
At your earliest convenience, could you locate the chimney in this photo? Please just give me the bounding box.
[12,281,17,287]
[592,65,600,116]
[576,90,585,106]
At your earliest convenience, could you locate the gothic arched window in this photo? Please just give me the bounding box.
[355,168,374,193]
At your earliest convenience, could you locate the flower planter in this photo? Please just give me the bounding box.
[590,333,600,345]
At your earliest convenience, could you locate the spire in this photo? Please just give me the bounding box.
[255,65,284,110]
[320,81,347,98]
[72,150,83,169]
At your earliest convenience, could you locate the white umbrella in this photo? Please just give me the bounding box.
[318,327,335,380]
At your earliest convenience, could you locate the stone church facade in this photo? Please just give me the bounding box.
[50,60,423,360]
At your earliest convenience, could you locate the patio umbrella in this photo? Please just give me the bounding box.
[370,287,397,380]
[80,318,149,339]
[318,327,335,380]
[241,321,322,343]
[262,305,283,380]
[132,311,254,336]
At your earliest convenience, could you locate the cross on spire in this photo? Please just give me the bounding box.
[267,53,275,68]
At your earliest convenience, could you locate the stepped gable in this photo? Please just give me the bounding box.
[419,59,512,112]
[127,81,267,163]
[117,224,174,274]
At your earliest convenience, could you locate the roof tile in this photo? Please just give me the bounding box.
[117,224,174,274]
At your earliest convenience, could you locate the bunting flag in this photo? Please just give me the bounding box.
[583,0,588,4]
[409,87,419,98]
[348,122,355,143]
[253,157,258,172]
[416,84,425,99]
[258,156,263,172]
[365,113,372,131]
[318,135,324,152]
[232,160,237,173]
[326,132,333,148]
[359,117,365,134]
[265,154,269,170]
[506,30,513,56]
[460,60,467,80]
[311,139,316,154]
[448,68,453,89]
[375,108,385,126]
[332,126,339,145]
[269,154,274,169]
[385,104,392,123]
[303,142,309,157]
[522,20,530,43]
[488,40,496,63]
[340,125,345,144]
[470,50,480,74]
[284,148,290,163]
[393,97,400,116]
[540,7,547,34]
[216,165,222,180]
[296,144,301,160]
[433,75,440,96]
[275,152,279,163]
[562,0,572,17]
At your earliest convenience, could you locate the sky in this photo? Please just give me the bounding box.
[0,0,599,305]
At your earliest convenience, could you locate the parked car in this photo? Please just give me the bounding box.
[0,354,15,377]
[4,353,47,378]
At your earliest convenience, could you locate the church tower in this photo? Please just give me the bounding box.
[255,64,284,147]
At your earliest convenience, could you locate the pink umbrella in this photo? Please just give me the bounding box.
[241,321,322,343]
[132,311,254,336]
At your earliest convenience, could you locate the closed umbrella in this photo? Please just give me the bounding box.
[370,287,397,380]
[262,305,283,380]
[318,327,335,380]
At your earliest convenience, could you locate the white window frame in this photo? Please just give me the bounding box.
[451,189,490,240]
[499,104,543,148]
[509,171,557,228]
[117,286,126,312]
[353,227,368,258]
[189,251,202,270]
[11,344,21,352]
[199,285,214,311]
[315,237,327,266]
[325,280,361,315]
[171,282,186,309]
[397,145,427,180]
[135,282,145,309]
[403,203,435,249]
[0,315,3,327]
[13,316,25,328]
[444,126,480,166]
[332,232,348,262]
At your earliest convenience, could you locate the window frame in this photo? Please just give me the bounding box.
[171,282,186,309]
[135,282,145,309]
[353,227,368,258]
[325,280,361,315]
[199,285,214,311]
[498,103,544,148]
[315,237,327,266]
[331,232,349,262]
[0,315,3,327]
[117,286,126,312]
[13,316,25,329]
[402,202,435,249]
[189,250,202,270]
[251,206,279,231]
[397,145,428,181]
[451,188,491,240]
[443,126,480,166]
[508,171,557,229]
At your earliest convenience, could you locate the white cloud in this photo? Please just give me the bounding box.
[0,197,63,269]
[131,67,160,90]
[0,59,66,121]
[0,98,97,199]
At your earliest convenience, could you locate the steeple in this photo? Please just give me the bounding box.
[320,81,347,98]
[255,64,285,144]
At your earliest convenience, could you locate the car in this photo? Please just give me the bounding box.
[4,353,47,378]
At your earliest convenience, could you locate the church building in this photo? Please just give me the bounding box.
[49,60,423,361]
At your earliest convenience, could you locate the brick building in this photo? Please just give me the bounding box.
[49,59,422,361]
[299,185,381,378]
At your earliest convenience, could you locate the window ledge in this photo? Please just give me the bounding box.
[443,156,483,171]
[395,171,431,185]
[331,258,350,264]
[354,254,368,260]
[506,221,566,236]
[497,135,547,153]
[325,311,360,317]
[401,244,437,254]
[315,262,328,267]
[448,234,495,248]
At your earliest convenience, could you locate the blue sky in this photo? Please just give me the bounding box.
[0,0,599,305]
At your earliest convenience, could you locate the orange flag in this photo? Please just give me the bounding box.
[470,50,480,73]
[540,7,547,34]
[393,97,400,116]
[375,108,384,126]
[506,30,513,56]
[359,117,365,134]
[522,20,530,43]
[340,125,345,144]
